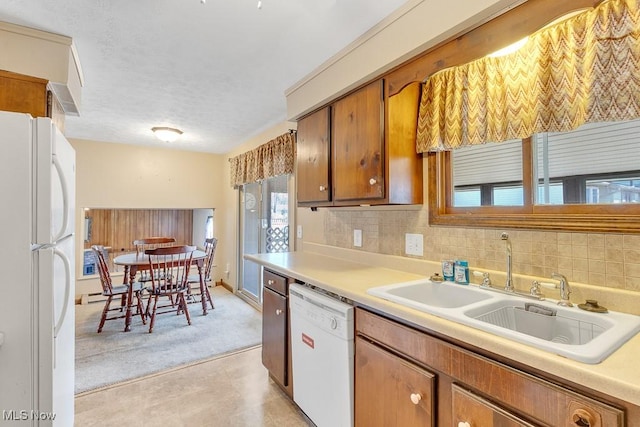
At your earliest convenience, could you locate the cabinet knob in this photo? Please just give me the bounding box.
[319,185,327,192]
[457,422,471,427]
[571,408,595,426]
[275,309,283,316]
[369,178,377,186]
[410,393,422,405]
[268,279,274,285]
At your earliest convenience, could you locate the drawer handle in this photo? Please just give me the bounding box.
[410,393,421,405]
[457,422,471,427]
[572,409,594,427]
[275,309,283,316]
[267,279,274,285]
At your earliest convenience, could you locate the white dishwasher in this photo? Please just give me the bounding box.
[289,283,354,427]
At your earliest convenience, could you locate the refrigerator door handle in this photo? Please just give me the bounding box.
[51,154,70,243]
[53,247,71,339]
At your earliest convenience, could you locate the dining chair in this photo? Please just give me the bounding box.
[186,237,217,310]
[144,245,196,333]
[91,245,146,333]
[133,237,176,282]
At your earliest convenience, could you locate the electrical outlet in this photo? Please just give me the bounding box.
[297,225,303,239]
[354,229,362,247]
[405,233,424,256]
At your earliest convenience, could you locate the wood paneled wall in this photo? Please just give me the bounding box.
[84,209,193,253]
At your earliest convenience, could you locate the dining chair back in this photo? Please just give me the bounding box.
[202,237,218,283]
[133,237,176,282]
[133,237,176,255]
[144,245,196,333]
[187,237,217,310]
[92,245,146,332]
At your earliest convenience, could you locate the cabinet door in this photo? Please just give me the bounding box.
[332,80,384,202]
[261,286,288,386]
[297,107,331,205]
[452,385,538,427]
[355,336,435,427]
[0,70,48,118]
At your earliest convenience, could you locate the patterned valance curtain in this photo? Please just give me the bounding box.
[416,0,640,152]
[229,131,295,187]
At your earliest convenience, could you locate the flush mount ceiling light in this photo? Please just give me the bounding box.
[151,126,183,143]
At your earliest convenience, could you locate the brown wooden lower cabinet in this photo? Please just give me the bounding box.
[355,307,632,427]
[261,269,293,397]
[355,336,435,426]
[262,287,287,385]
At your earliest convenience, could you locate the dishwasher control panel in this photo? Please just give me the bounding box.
[290,283,354,340]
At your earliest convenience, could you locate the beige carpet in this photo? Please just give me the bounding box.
[74,286,262,394]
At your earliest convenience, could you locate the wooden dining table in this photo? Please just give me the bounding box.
[113,249,209,332]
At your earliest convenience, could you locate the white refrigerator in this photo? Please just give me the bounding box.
[0,111,76,426]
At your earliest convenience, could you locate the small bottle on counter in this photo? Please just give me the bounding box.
[442,260,455,281]
[454,260,469,285]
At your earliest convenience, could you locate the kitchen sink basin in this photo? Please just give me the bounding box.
[367,279,640,363]
[462,298,640,363]
[463,300,609,345]
[367,279,492,312]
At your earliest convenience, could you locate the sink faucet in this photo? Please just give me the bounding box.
[501,232,514,292]
[552,272,572,307]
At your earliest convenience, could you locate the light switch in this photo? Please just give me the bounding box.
[297,225,303,239]
[354,229,362,247]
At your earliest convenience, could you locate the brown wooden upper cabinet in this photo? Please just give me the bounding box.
[0,70,65,131]
[332,80,385,203]
[297,106,331,205]
[296,79,423,207]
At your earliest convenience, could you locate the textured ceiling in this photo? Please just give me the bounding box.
[0,0,407,153]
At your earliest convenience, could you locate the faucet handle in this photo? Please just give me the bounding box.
[529,280,544,299]
[481,272,492,287]
[472,271,492,287]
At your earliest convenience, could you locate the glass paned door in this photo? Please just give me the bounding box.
[240,183,261,299]
[239,175,289,302]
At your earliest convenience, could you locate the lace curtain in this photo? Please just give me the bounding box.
[416,0,640,152]
[229,131,295,187]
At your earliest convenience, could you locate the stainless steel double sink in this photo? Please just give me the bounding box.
[367,279,640,364]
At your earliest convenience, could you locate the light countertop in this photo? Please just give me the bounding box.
[246,250,640,407]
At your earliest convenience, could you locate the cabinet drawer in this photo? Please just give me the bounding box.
[452,384,537,427]
[355,336,435,427]
[263,269,288,295]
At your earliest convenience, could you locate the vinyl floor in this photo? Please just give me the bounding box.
[74,346,310,426]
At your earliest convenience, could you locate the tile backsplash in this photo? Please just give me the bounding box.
[323,208,640,292]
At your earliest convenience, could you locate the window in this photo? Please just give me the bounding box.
[452,139,523,207]
[430,119,640,232]
[205,215,214,239]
